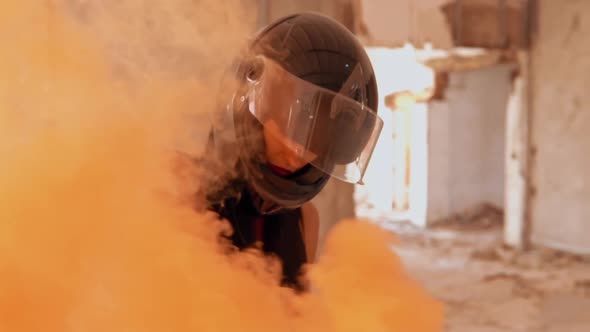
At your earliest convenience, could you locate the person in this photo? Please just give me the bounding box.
[199,12,382,291]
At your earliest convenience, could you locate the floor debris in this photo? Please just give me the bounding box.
[380,212,590,332]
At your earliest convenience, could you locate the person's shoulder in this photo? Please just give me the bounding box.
[300,202,319,237]
[300,202,319,262]
[301,202,318,223]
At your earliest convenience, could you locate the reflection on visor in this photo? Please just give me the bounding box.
[245,56,383,184]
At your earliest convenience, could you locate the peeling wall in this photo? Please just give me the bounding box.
[529,0,590,254]
[427,64,513,220]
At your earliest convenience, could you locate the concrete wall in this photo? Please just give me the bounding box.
[427,64,513,220]
[529,0,590,254]
[427,101,452,220]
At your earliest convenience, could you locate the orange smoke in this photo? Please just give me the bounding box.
[0,1,444,331]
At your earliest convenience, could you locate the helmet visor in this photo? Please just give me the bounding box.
[245,56,383,184]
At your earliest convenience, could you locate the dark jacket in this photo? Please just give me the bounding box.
[207,182,308,291]
[193,131,308,290]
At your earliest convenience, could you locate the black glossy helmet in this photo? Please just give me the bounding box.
[212,12,382,214]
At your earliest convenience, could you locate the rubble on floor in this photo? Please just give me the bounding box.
[379,204,590,332]
[429,202,504,231]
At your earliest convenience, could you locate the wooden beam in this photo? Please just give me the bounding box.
[421,49,517,73]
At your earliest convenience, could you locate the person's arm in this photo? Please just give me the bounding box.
[301,202,320,263]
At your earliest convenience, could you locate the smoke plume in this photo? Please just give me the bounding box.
[0,1,444,331]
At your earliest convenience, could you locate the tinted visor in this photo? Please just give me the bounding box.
[245,56,383,184]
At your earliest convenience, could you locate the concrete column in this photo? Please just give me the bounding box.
[504,51,530,249]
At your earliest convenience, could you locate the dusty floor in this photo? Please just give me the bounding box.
[380,207,590,332]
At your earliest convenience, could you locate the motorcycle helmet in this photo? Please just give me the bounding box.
[211,12,382,214]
